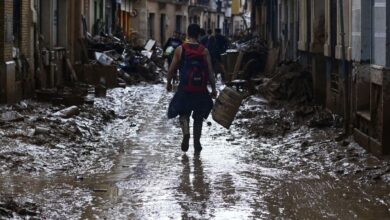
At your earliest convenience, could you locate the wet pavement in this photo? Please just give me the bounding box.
[0,83,389,219]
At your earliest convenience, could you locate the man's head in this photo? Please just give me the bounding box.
[207,29,212,35]
[187,24,201,39]
[215,28,222,34]
[173,31,180,38]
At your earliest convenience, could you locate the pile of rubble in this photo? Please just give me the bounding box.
[84,35,165,85]
[232,36,268,53]
[251,60,340,129]
[34,32,165,106]
[235,106,295,138]
[257,61,314,105]
[0,99,116,145]
[226,35,332,128]
[0,197,40,219]
[0,98,119,174]
[226,35,314,106]
[223,36,268,81]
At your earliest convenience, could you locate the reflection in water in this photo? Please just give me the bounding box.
[219,173,237,206]
[178,154,211,219]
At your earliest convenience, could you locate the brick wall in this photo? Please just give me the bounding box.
[20,0,31,57]
[0,0,32,61]
[0,0,34,103]
[0,0,14,62]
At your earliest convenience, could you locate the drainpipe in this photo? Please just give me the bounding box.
[338,0,350,135]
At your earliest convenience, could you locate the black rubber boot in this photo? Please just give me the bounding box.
[179,115,190,152]
[193,118,203,153]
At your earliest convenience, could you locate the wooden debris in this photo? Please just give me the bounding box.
[53,106,80,118]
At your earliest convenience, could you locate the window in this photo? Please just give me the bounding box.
[148,13,155,39]
[160,14,166,44]
[176,15,182,32]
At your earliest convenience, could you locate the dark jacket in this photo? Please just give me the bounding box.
[163,37,183,54]
[215,34,228,55]
[209,36,218,63]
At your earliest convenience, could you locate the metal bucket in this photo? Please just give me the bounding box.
[212,86,243,129]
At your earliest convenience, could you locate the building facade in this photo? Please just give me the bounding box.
[231,0,250,36]
[0,0,232,105]
[189,0,229,34]
[130,0,189,46]
[36,0,83,88]
[252,0,390,155]
[0,0,34,104]
[351,0,390,155]
[118,0,134,38]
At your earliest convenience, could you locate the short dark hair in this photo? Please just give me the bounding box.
[187,24,201,39]
[207,29,212,35]
[215,28,222,34]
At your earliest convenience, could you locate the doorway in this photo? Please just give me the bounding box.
[176,15,182,32]
[160,14,166,44]
[148,13,155,39]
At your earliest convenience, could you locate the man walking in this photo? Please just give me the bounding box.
[214,28,228,56]
[167,24,217,154]
[163,31,183,84]
[199,28,207,45]
[205,30,217,74]
[213,28,228,80]
[163,31,183,67]
[200,29,211,46]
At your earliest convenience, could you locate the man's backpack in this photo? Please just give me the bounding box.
[180,43,209,93]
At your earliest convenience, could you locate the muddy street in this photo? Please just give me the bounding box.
[0,83,389,219]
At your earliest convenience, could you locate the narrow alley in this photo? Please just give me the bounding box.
[0,84,389,219]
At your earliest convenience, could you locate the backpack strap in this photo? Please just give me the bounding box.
[180,44,187,66]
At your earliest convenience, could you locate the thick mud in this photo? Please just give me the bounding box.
[0,84,389,219]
